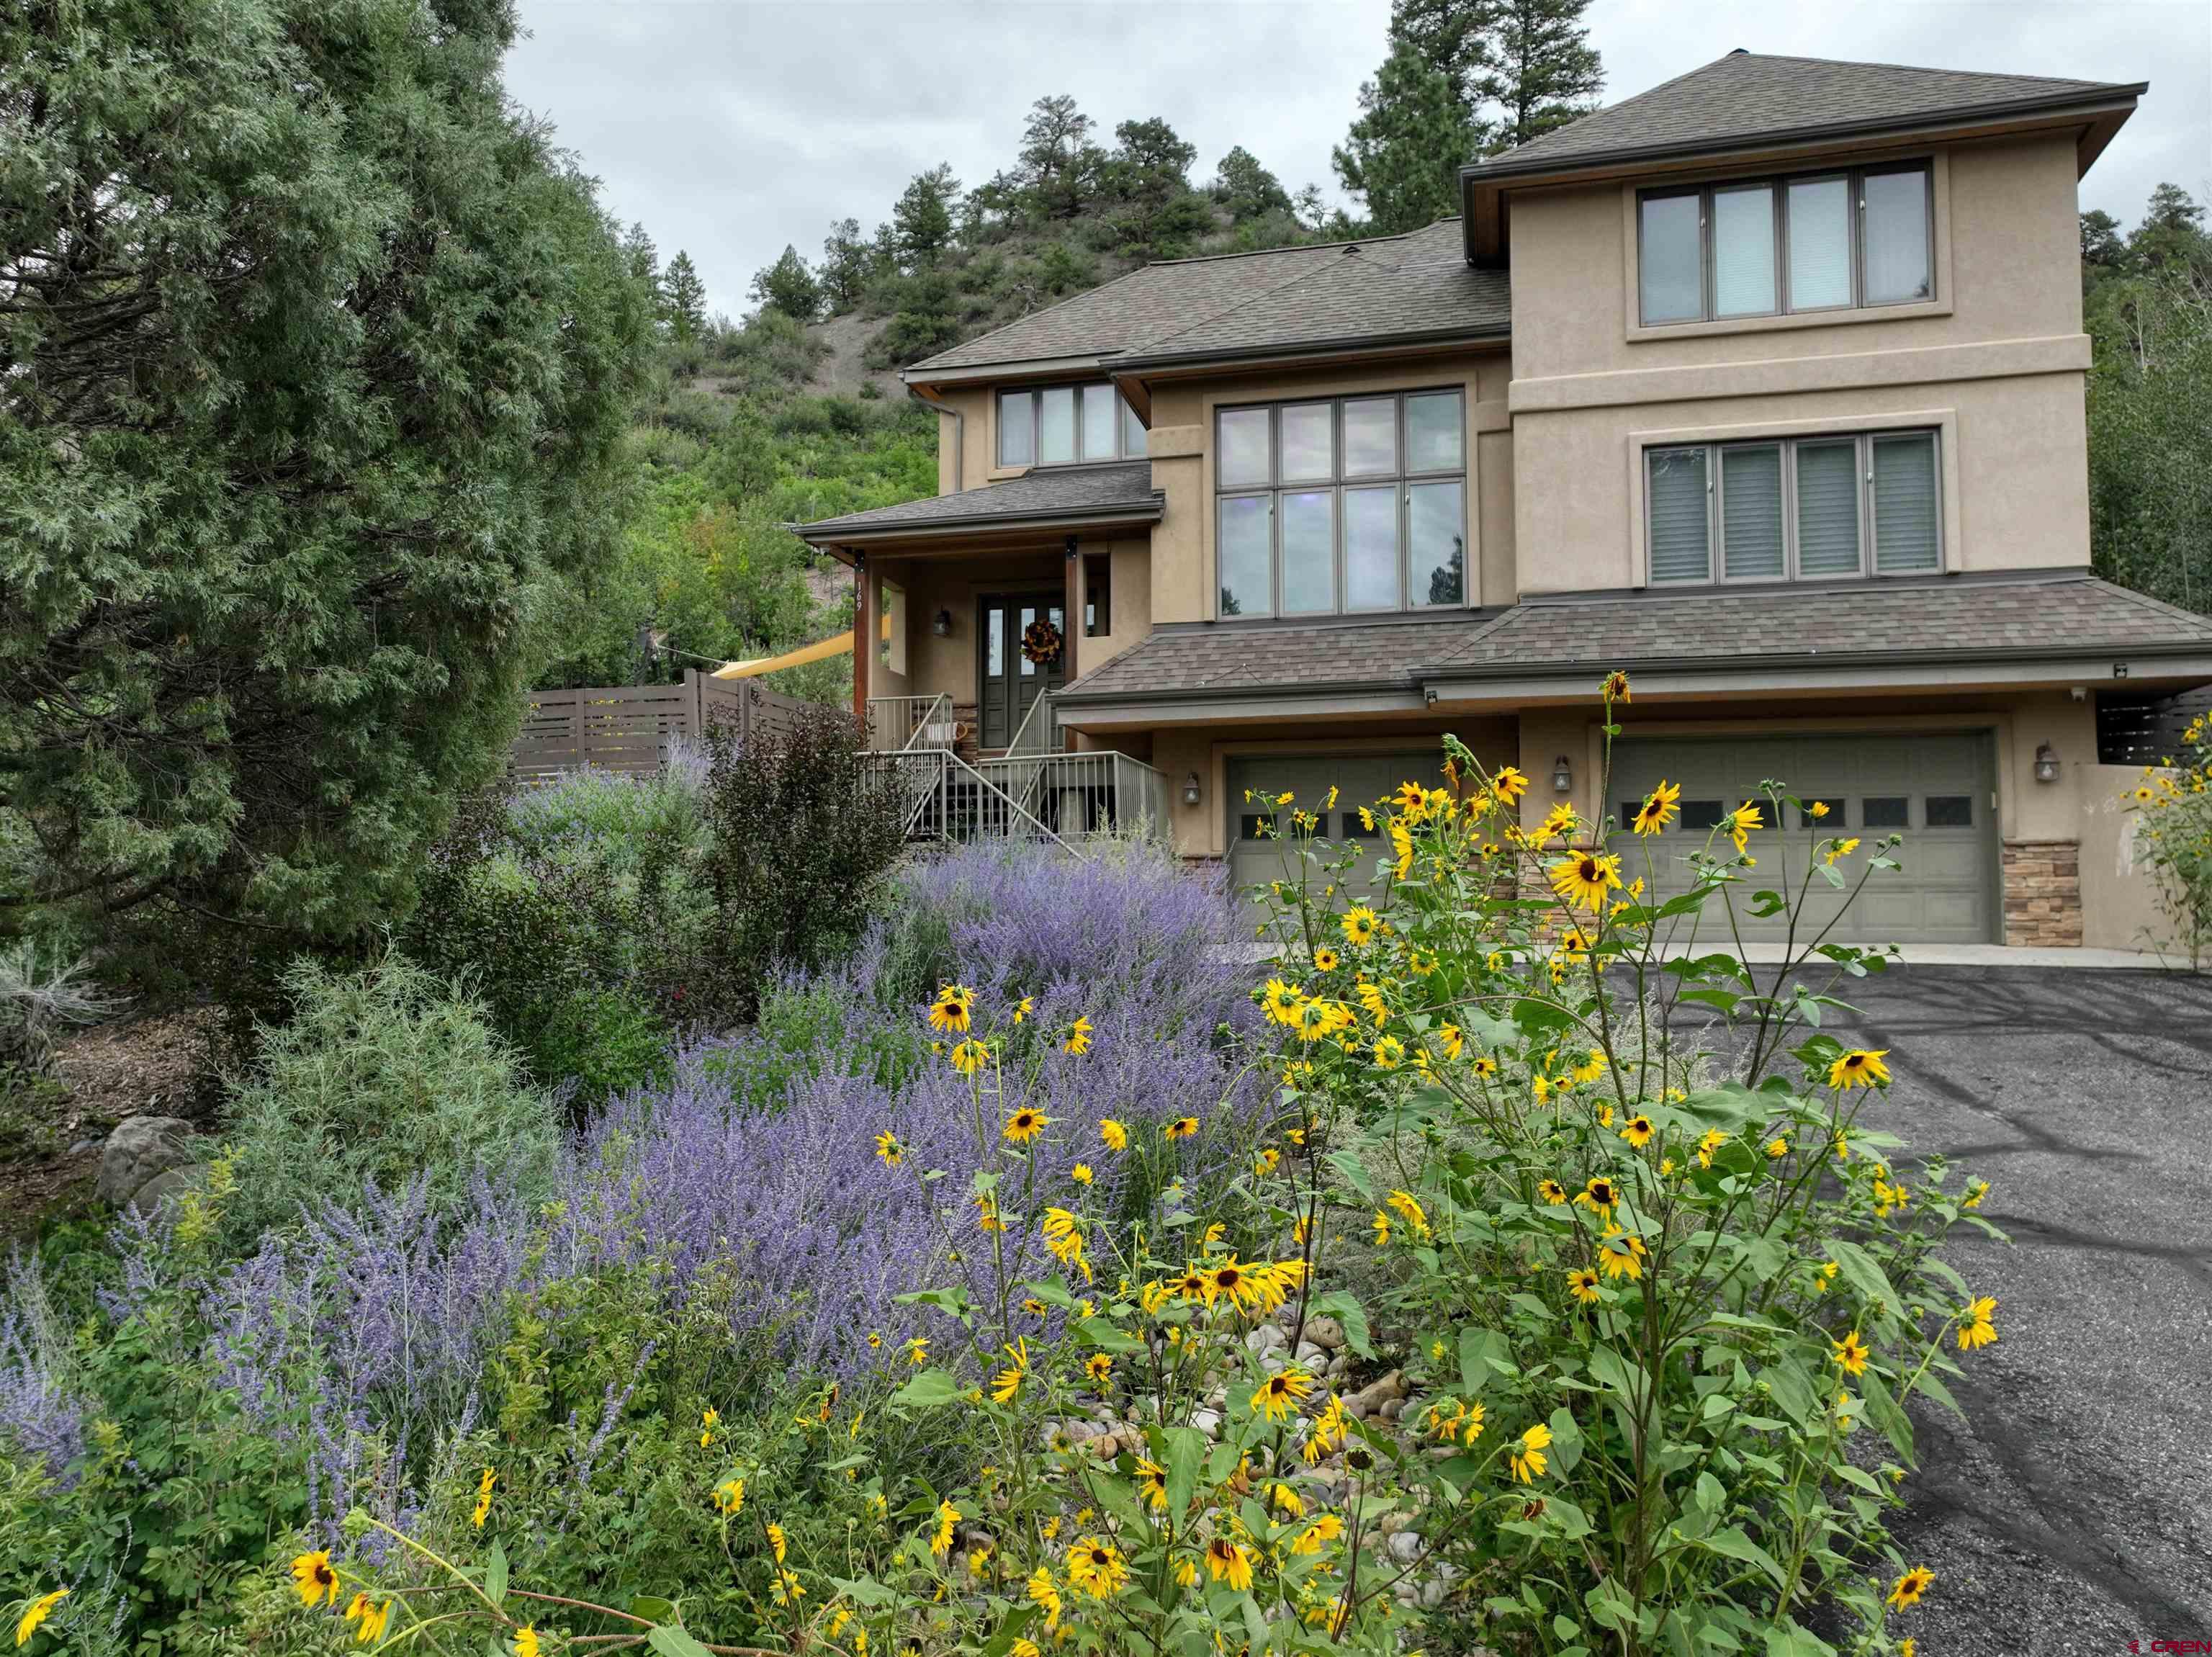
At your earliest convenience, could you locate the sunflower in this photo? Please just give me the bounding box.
[513,1630,541,1657]
[1722,801,1763,853]
[1064,1015,1094,1055]
[1492,766,1529,803]
[1830,1330,1871,1377]
[1601,669,1631,704]
[927,984,975,1033]
[1132,1457,1170,1510]
[1537,1178,1568,1205]
[1028,1567,1064,1631]
[1619,1115,1655,1149]
[874,1130,904,1167]
[1165,1116,1200,1140]
[1957,1295,1998,1352]
[1294,1514,1345,1555]
[930,1500,961,1555]
[1003,1106,1049,1143]
[1596,1226,1647,1281]
[1340,904,1379,946]
[1508,1422,1552,1483]
[950,1038,991,1074]
[15,1590,69,1648]
[1825,1048,1892,1090]
[1172,1267,1210,1302]
[1390,820,1416,879]
[1205,1537,1255,1591]
[1372,1034,1406,1069]
[1100,1117,1128,1151]
[1574,1176,1619,1218]
[1261,978,1303,1024]
[290,1551,340,1609]
[1473,1055,1500,1079]
[1250,1366,1315,1423]
[1311,946,1339,973]
[1371,1209,1391,1246]
[712,1476,745,1515]
[1385,1189,1429,1238]
[1548,850,1624,912]
[1565,1265,1602,1305]
[1066,1536,1129,1599]
[1203,1257,1256,1309]
[1434,1023,1465,1061]
[472,1465,496,1529]
[1885,1566,1935,1609]
[1822,835,1862,867]
[1632,780,1680,836]
[1695,1128,1728,1169]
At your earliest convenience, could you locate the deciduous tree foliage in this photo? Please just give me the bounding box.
[0,0,655,941]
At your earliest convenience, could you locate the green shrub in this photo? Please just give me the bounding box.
[693,706,912,1021]
[217,956,562,1241]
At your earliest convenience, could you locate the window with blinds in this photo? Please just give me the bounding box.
[1645,429,1940,584]
[1638,162,1931,325]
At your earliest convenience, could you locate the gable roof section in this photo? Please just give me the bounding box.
[907,220,1501,379]
[1056,573,2212,711]
[1472,52,2141,177]
[795,459,1160,544]
[1115,226,1509,369]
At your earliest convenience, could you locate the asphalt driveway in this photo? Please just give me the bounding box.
[1747,966,2212,1649]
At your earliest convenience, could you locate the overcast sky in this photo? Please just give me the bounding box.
[507,0,2212,318]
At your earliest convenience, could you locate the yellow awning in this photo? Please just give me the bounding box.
[711,611,888,680]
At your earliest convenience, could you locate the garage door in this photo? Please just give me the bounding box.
[1227,751,1447,905]
[1609,733,1997,944]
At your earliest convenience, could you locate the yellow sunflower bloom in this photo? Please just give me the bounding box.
[1565,1267,1601,1304]
[1573,1176,1619,1218]
[15,1590,69,1648]
[291,1551,340,1609]
[1619,1115,1655,1149]
[1250,1366,1314,1424]
[1205,1537,1255,1591]
[1596,1225,1646,1281]
[873,1130,903,1166]
[1724,801,1763,853]
[1825,1048,1891,1090]
[1165,1115,1199,1140]
[1830,1329,1871,1377]
[1003,1106,1049,1142]
[1100,1117,1128,1151]
[1066,1536,1129,1599]
[1547,850,1624,912]
[1957,1295,1998,1352]
[1885,1566,1935,1609]
[513,1629,540,1657]
[1063,1015,1094,1055]
[1508,1422,1552,1483]
[927,984,975,1033]
[949,1038,990,1074]
[1492,767,1529,803]
[1340,904,1378,946]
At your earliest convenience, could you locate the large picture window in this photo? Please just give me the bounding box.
[1645,428,1941,585]
[1214,390,1467,618]
[997,382,1149,468]
[1638,162,1932,325]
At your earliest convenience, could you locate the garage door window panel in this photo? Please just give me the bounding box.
[1925,795,1974,827]
[1861,796,1910,829]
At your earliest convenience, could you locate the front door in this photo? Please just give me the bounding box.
[978,593,1066,750]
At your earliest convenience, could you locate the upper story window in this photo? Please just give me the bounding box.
[1215,390,1466,619]
[997,382,1148,468]
[1645,427,1941,585]
[1638,161,1932,325]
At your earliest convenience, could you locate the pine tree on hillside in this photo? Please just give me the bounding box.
[621,221,660,289]
[1018,94,1100,220]
[1333,41,1479,234]
[662,250,708,341]
[1102,117,1213,261]
[892,164,961,269]
[819,217,873,313]
[1212,146,1295,222]
[750,246,822,322]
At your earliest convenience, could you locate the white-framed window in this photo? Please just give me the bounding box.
[997,382,1149,468]
[1213,389,1467,619]
[1638,161,1932,325]
[1644,428,1941,585]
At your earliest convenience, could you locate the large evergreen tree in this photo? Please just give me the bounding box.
[1384,0,1603,154]
[1333,42,1480,234]
[892,165,961,269]
[661,250,709,340]
[750,246,823,322]
[0,0,654,941]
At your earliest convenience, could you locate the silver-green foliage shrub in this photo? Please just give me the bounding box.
[218,956,562,1244]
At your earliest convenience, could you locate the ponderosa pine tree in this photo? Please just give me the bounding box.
[1333,41,1480,234]
[0,0,654,943]
[661,251,709,341]
[1384,0,1603,153]
[750,246,823,322]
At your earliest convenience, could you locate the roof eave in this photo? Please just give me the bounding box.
[791,498,1164,549]
[902,353,1110,390]
[1460,85,2144,266]
[1112,324,1512,377]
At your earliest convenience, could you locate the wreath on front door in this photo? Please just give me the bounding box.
[1021,616,1064,668]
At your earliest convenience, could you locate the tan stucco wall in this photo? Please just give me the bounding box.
[1504,131,2093,596]
[2080,765,2170,952]
[930,387,994,494]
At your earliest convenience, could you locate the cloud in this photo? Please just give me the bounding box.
[507,0,2208,318]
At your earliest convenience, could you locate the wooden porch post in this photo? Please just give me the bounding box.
[1062,536,1080,752]
[850,548,871,735]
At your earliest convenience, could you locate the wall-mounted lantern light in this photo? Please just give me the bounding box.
[1552,755,1574,794]
[1183,772,1202,807]
[932,609,953,637]
[2034,742,2061,783]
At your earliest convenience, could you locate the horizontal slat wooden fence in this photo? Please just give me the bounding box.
[509,669,814,783]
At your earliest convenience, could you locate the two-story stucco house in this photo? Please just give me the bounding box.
[797,50,2212,950]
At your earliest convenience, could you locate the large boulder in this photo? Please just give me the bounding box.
[127,1163,210,1219]
[96,1114,197,1208]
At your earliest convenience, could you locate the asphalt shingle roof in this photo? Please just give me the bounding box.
[1057,573,2212,704]
[1475,52,2137,174]
[798,459,1159,539]
[909,221,1501,376]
